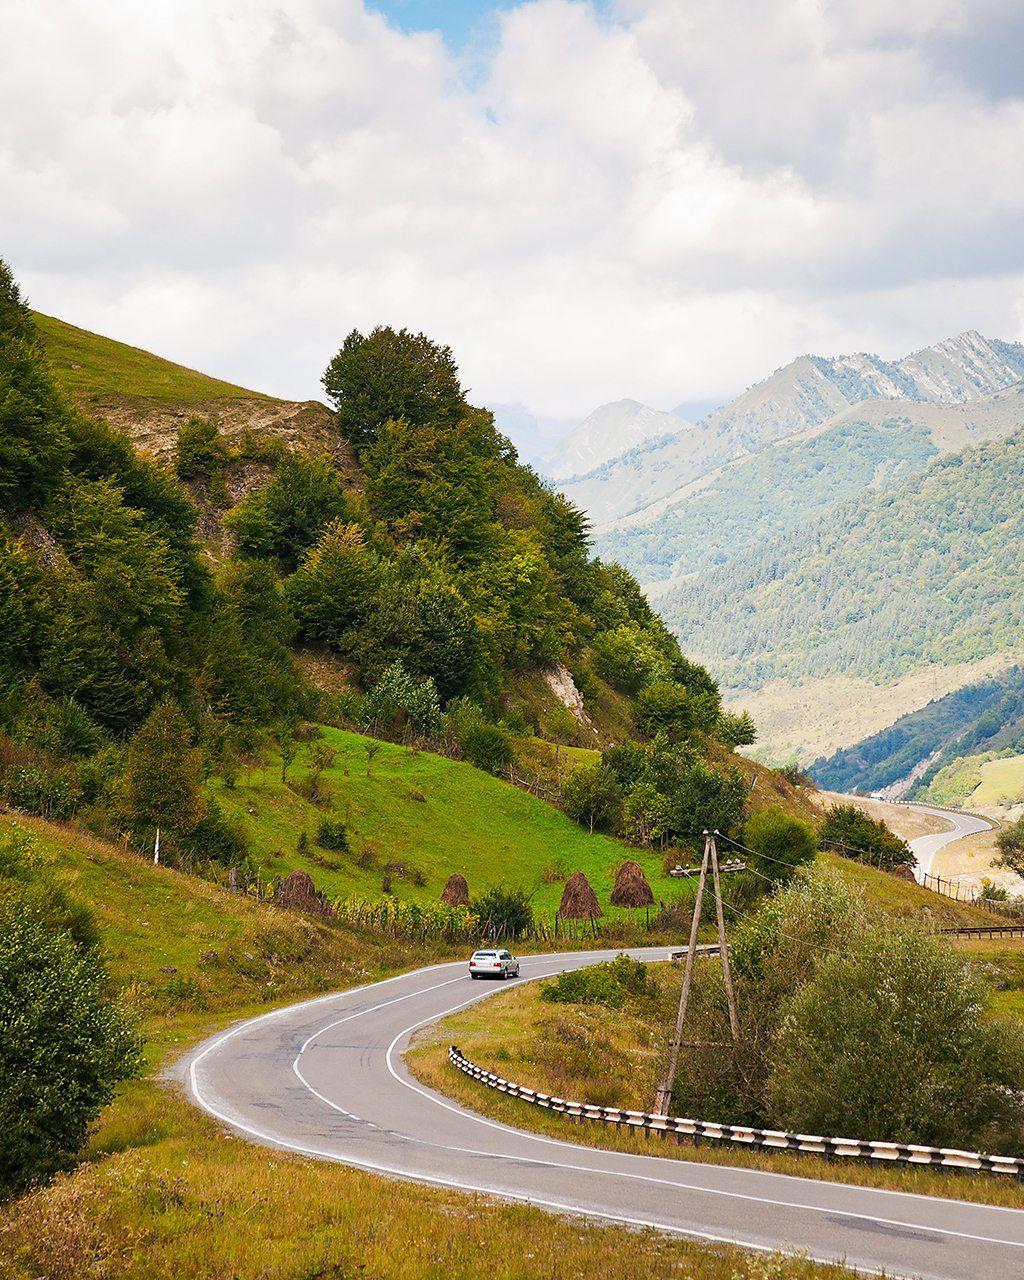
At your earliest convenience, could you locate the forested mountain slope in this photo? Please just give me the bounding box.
[596,385,1024,586]
[811,666,1024,796]
[660,429,1024,692]
[541,399,688,480]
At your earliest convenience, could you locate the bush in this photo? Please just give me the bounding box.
[768,921,1024,1151]
[718,709,757,749]
[818,804,914,871]
[996,815,1024,877]
[175,416,229,484]
[562,761,621,834]
[1,765,82,819]
[0,893,141,1196]
[177,800,247,867]
[540,954,657,1010]
[744,807,817,883]
[473,885,534,938]
[317,819,350,853]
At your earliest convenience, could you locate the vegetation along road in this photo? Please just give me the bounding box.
[183,946,1024,1280]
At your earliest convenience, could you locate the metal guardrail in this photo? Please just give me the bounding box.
[449,1045,1023,1178]
[940,924,1024,940]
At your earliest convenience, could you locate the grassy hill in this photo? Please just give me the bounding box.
[34,312,269,408]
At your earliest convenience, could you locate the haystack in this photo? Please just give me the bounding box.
[610,860,654,908]
[273,869,332,917]
[440,872,470,907]
[557,870,602,920]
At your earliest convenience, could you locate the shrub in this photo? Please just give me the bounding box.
[175,416,229,483]
[473,885,534,938]
[540,955,657,1010]
[177,800,247,867]
[317,819,350,853]
[818,803,914,871]
[459,720,513,775]
[996,815,1024,878]
[0,894,141,1196]
[744,807,817,883]
[1,764,82,819]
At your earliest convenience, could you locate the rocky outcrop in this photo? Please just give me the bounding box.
[543,663,595,731]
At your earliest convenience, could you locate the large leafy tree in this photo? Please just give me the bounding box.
[322,326,466,453]
[121,699,205,835]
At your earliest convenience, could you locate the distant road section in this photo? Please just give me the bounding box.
[903,804,998,880]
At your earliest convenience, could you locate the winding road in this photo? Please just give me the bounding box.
[182,941,1024,1280]
[901,803,997,881]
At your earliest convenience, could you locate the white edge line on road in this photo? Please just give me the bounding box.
[185,949,1024,1270]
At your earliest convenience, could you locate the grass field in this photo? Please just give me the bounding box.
[33,311,268,406]
[214,727,686,919]
[0,813,851,1280]
[408,964,1024,1210]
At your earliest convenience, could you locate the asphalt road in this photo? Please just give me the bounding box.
[903,804,996,880]
[181,946,1024,1280]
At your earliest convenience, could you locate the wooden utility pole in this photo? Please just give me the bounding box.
[654,830,739,1116]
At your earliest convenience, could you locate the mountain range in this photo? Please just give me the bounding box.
[540,399,688,480]
[558,332,1024,526]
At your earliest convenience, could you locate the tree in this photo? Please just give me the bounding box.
[307,740,337,792]
[768,921,1024,1151]
[562,762,621,834]
[0,260,71,512]
[322,326,466,453]
[996,815,1024,877]
[227,453,350,571]
[621,781,672,846]
[122,700,205,835]
[286,521,380,648]
[668,759,746,844]
[358,662,442,739]
[0,892,140,1196]
[633,681,697,743]
[818,804,914,871]
[718,709,757,749]
[590,624,669,695]
[744,807,817,883]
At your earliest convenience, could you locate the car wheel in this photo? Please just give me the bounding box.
[471,973,479,979]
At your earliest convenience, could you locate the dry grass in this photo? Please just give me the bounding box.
[408,977,1024,1211]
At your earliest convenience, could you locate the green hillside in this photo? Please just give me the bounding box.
[33,311,268,407]
[661,429,1024,691]
[596,418,937,584]
[811,666,1024,795]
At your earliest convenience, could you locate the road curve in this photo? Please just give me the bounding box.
[180,947,1024,1280]
[903,804,997,880]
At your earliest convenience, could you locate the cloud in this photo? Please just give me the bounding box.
[1,0,1023,420]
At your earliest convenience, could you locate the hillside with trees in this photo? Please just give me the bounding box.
[660,430,1024,692]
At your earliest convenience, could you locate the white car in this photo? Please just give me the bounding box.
[469,948,520,980]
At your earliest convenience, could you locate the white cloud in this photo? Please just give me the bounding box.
[1,0,1023,421]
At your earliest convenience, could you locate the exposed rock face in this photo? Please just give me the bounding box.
[543,663,594,731]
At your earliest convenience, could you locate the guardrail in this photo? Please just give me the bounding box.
[449,1045,1023,1178]
[940,924,1024,940]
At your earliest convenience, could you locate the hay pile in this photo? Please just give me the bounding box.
[557,870,602,920]
[610,860,654,908]
[273,869,332,917]
[440,872,470,907]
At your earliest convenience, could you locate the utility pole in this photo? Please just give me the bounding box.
[153,826,160,866]
[654,830,739,1116]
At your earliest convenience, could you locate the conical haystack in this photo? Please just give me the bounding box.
[273,869,332,917]
[557,870,602,920]
[440,872,470,907]
[610,860,654,908]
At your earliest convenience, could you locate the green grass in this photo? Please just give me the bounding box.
[821,851,1000,927]
[215,727,683,919]
[0,813,851,1280]
[33,312,269,406]
[408,971,1024,1210]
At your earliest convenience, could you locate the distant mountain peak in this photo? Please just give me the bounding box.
[542,399,688,481]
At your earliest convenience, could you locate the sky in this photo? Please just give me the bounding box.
[3,0,1024,437]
